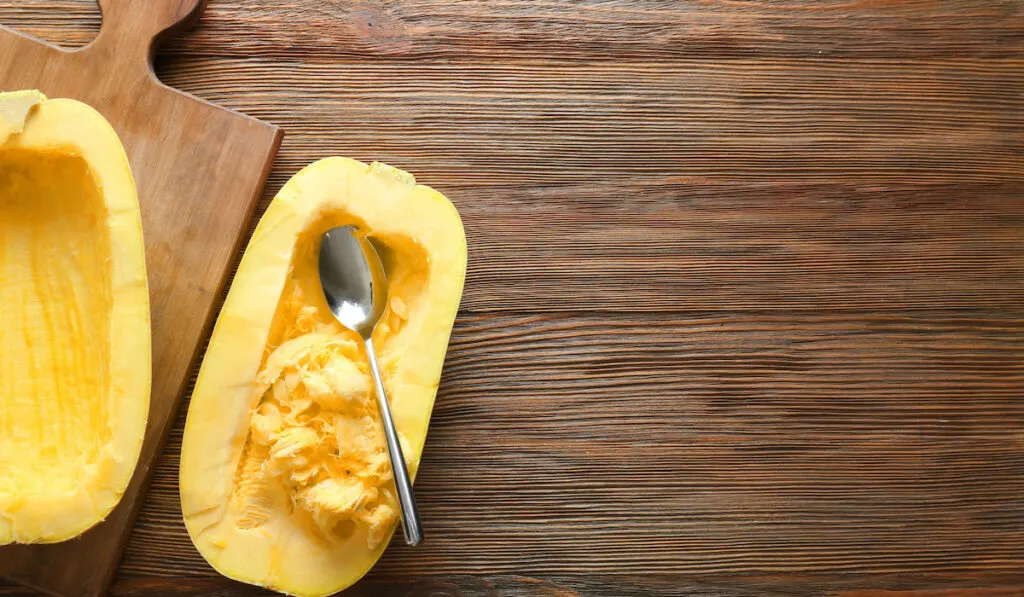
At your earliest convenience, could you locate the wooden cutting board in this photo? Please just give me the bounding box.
[0,1,281,595]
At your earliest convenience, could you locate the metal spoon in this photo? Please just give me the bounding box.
[319,225,423,547]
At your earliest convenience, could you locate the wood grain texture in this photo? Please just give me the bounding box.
[150,56,1023,312]
[1,0,1022,596]
[0,1,280,596]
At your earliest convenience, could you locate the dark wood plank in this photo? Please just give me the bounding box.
[0,1,99,49]
[5,573,1024,597]
[153,58,1022,188]
[9,0,1023,61]
[150,58,1023,312]
[455,181,1024,312]
[115,312,1023,584]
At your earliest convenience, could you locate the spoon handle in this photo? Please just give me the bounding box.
[364,336,423,546]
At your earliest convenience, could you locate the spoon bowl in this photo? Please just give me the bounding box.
[319,226,386,339]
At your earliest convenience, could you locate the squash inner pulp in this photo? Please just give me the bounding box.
[0,150,112,498]
[231,216,428,549]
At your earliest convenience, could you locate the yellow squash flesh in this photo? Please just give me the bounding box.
[180,158,467,596]
[0,91,150,543]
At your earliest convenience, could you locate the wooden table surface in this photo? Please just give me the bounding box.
[2,1,1022,596]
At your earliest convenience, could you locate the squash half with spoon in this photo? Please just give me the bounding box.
[180,158,466,596]
[0,90,151,544]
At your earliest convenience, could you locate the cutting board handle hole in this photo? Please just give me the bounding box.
[0,1,101,51]
[82,0,206,72]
